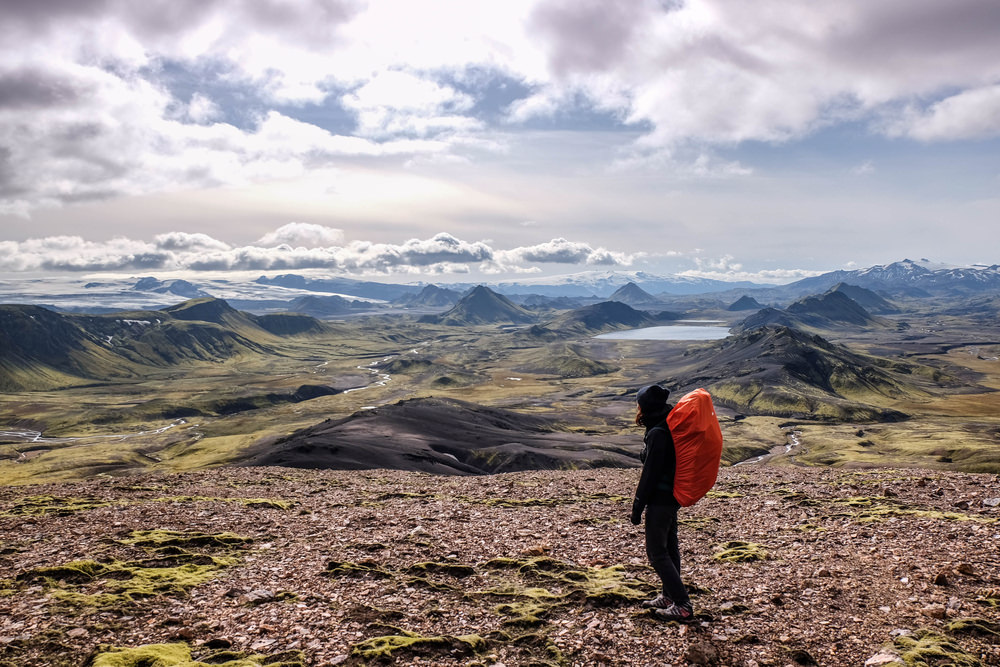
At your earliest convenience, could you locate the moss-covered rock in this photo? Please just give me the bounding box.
[349,630,486,662]
[712,541,768,563]
[2,495,110,516]
[17,530,250,606]
[119,529,253,550]
[84,642,306,666]
[890,628,980,666]
[945,617,1000,638]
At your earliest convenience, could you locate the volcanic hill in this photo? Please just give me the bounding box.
[419,286,536,326]
[241,397,635,474]
[727,295,764,311]
[536,301,654,336]
[608,282,661,308]
[666,326,957,421]
[829,283,898,314]
[733,290,882,335]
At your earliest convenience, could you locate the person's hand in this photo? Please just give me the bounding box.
[630,500,643,525]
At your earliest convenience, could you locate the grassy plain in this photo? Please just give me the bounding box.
[2,304,999,484]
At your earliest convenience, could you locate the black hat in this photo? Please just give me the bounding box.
[636,384,670,414]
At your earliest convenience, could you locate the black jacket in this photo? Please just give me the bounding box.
[631,408,677,520]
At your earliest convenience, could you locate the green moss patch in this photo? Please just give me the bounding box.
[1,495,111,516]
[22,554,236,605]
[152,496,293,510]
[712,541,768,563]
[890,629,980,666]
[119,529,254,551]
[975,589,1000,608]
[84,642,306,666]
[705,490,743,499]
[786,494,996,524]
[349,630,486,662]
[494,600,551,627]
[946,617,1000,638]
[17,529,250,606]
[322,559,392,579]
[679,516,720,531]
[479,556,655,631]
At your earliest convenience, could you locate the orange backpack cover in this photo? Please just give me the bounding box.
[666,388,723,507]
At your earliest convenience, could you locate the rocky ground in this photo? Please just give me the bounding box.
[1,464,999,666]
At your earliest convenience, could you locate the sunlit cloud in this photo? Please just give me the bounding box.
[0,228,638,276]
[255,223,345,248]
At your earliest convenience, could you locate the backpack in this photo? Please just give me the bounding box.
[665,388,723,507]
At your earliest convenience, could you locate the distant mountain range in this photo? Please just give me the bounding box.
[783,259,1000,297]
[1,259,998,315]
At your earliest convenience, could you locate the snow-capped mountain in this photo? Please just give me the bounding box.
[787,260,1000,296]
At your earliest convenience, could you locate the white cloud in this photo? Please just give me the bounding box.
[888,85,1000,141]
[2,229,640,275]
[184,93,222,124]
[496,238,634,267]
[678,254,824,284]
[255,223,345,248]
[153,232,231,252]
[2,0,1000,222]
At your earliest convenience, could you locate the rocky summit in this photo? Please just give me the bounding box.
[1,464,998,666]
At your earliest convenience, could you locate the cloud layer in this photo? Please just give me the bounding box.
[2,0,1000,216]
[0,224,634,275]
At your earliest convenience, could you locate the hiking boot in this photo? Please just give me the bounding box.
[654,602,693,621]
[641,593,673,609]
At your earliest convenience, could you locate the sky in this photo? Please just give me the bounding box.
[1,0,999,284]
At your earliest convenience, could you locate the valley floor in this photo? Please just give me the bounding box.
[1,464,999,666]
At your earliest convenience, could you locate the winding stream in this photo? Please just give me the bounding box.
[734,428,802,466]
[0,419,190,452]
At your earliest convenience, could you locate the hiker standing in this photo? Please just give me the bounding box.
[630,384,693,621]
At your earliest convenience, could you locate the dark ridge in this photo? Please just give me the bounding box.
[241,397,635,475]
[541,301,653,335]
[670,325,960,422]
[787,291,874,326]
[727,295,763,311]
[828,283,898,314]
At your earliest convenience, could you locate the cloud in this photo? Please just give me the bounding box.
[496,238,635,267]
[154,232,231,252]
[3,0,1000,216]
[677,254,824,284]
[255,223,345,248]
[3,229,644,275]
[886,85,1000,141]
[0,235,174,272]
[343,70,480,139]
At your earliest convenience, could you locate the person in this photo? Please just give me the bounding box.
[630,384,693,621]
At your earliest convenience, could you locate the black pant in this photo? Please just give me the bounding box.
[644,503,688,605]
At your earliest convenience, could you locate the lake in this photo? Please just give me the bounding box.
[594,323,730,341]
